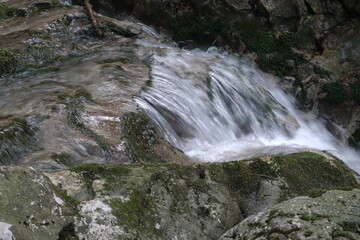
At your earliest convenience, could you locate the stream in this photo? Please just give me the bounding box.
[1,7,359,173]
[136,41,360,173]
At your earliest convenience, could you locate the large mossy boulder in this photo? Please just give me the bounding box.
[0,152,358,239]
[220,189,360,240]
[44,152,358,240]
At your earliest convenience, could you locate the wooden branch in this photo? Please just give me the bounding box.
[85,0,103,38]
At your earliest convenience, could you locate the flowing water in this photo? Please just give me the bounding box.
[1,8,359,173]
[136,43,360,173]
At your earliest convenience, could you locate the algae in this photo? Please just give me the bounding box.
[120,112,165,163]
[271,152,358,196]
[109,189,159,232]
[0,3,14,20]
[0,49,17,76]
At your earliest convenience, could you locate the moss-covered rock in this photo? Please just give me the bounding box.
[0,49,17,76]
[220,189,360,240]
[0,166,75,240]
[120,112,165,163]
[322,82,347,105]
[0,3,14,20]
[44,152,359,240]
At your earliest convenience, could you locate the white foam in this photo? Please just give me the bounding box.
[136,45,360,173]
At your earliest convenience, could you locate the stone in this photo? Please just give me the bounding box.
[219,189,360,240]
[0,166,74,240]
[97,14,143,37]
[225,0,251,11]
[304,0,322,14]
[48,152,357,240]
[258,0,307,19]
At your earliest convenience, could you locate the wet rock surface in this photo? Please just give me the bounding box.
[0,0,189,169]
[95,0,360,144]
[0,1,360,240]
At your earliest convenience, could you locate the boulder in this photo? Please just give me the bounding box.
[46,152,358,240]
[0,166,75,240]
[258,0,307,19]
[220,189,360,240]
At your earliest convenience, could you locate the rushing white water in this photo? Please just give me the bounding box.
[135,44,360,173]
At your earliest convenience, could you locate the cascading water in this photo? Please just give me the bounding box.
[136,43,360,173]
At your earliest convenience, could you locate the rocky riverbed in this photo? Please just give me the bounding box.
[0,0,360,239]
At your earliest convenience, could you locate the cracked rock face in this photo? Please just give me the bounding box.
[220,189,360,240]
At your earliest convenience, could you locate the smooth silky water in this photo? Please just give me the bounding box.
[136,43,360,173]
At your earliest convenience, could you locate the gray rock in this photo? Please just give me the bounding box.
[305,0,322,14]
[220,189,360,240]
[47,152,358,240]
[0,166,74,240]
[258,0,307,19]
[225,0,251,11]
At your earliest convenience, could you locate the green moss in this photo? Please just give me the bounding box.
[0,49,17,75]
[271,152,358,196]
[70,163,131,182]
[350,82,360,105]
[209,158,276,195]
[172,12,224,42]
[120,112,164,163]
[234,19,305,76]
[322,82,347,105]
[109,189,158,231]
[314,66,331,78]
[0,3,14,19]
[170,10,308,77]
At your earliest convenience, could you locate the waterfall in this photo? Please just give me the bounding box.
[135,44,360,173]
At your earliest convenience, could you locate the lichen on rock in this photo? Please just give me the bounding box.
[220,189,360,240]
